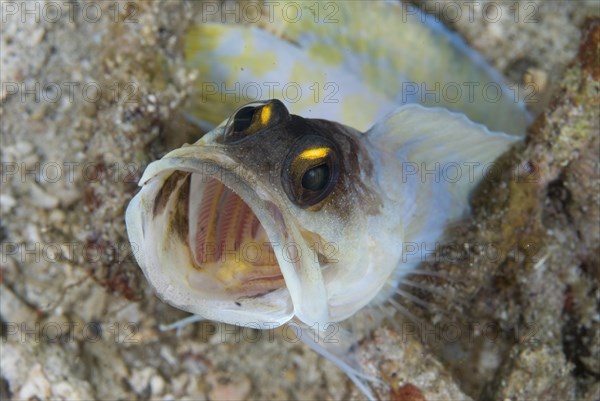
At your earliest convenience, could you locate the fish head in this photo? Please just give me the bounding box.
[125,99,396,328]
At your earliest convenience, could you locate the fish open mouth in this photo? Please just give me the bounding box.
[188,174,286,298]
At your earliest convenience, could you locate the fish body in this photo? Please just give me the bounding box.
[126,1,529,399]
[127,99,519,326]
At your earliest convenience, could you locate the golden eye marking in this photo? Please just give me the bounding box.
[259,104,272,126]
[298,147,330,161]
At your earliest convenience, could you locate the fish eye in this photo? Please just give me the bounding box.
[301,164,330,191]
[223,99,290,143]
[282,136,339,208]
[232,105,257,132]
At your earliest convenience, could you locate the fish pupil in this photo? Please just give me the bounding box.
[302,164,329,191]
[233,106,256,132]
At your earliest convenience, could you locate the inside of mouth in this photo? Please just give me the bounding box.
[188,175,285,298]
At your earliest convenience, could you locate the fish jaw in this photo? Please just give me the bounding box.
[125,127,332,327]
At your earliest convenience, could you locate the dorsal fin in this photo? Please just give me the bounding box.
[185,2,531,134]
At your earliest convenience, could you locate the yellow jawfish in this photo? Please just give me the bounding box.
[126,1,530,399]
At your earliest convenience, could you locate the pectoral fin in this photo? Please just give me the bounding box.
[367,104,521,248]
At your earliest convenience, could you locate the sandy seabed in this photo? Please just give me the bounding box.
[1,1,599,400]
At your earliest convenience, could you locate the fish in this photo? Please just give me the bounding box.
[125,102,521,397]
[125,1,530,399]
